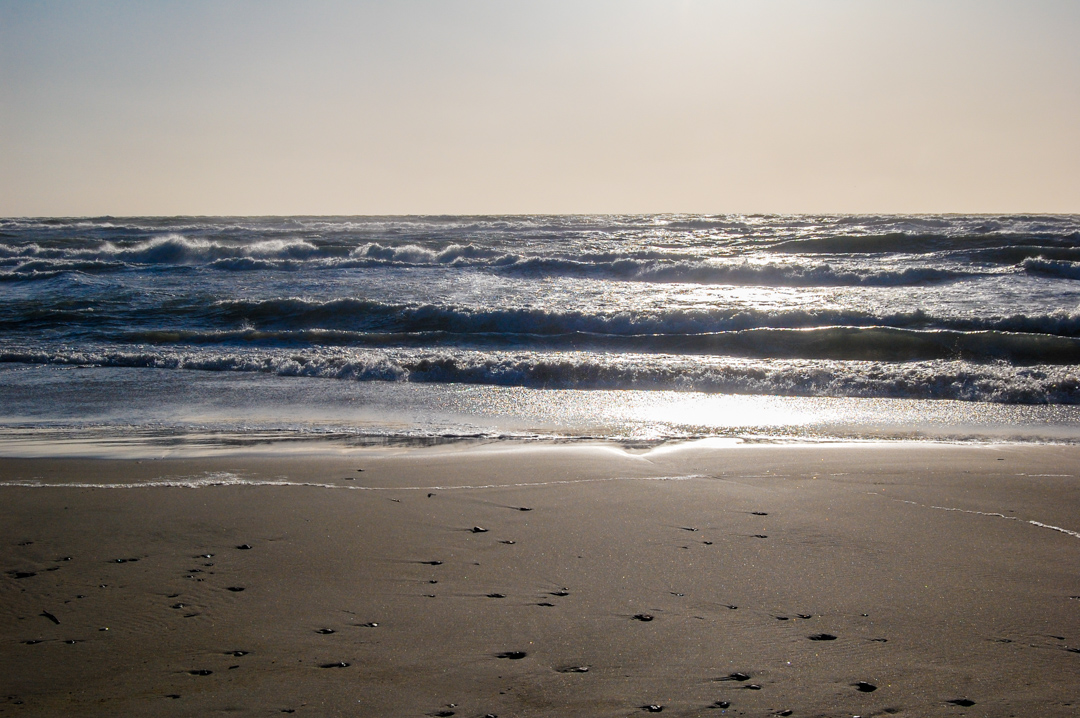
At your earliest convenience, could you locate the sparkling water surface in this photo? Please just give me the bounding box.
[2,214,1078,454]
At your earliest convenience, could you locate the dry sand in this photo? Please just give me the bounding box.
[1,441,1078,717]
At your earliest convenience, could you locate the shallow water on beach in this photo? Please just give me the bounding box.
[0,364,1078,457]
[1,214,1078,454]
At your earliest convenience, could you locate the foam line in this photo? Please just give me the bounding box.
[0,472,708,492]
[879,495,1080,541]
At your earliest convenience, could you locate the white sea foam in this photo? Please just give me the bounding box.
[0,472,706,491]
[883,496,1080,540]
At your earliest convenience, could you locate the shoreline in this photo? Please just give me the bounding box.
[2,442,1079,716]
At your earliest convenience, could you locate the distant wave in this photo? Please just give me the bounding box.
[1,347,1077,404]
[1023,258,1080,281]
[115,326,1080,364]
[203,298,1080,339]
[0,238,992,286]
[768,232,1080,255]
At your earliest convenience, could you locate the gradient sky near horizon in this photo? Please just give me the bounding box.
[2,1,1078,216]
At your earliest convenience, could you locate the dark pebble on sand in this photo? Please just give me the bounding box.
[537,602,555,607]
[703,541,713,545]
[632,613,654,622]
[776,711,792,716]
[226,586,245,592]
[228,651,249,656]
[11,572,36,579]
[517,507,532,511]
[712,701,731,709]
[429,712,454,717]
[725,605,738,609]
[870,637,888,642]
[421,560,443,565]
[558,665,590,673]
[471,526,488,533]
[22,640,43,645]
[774,616,789,621]
[495,651,527,660]
[189,670,213,676]
[359,622,379,628]
[499,540,516,544]
[808,633,837,641]
[316,628,336,634]
[551,589,569,596]
[236,544,252,550]
[716,672,750,682]
[17,541,33,546]
[166,694,181,699]
[742,684,762,691]
[681,527,698,532]
[1065,647,1080,654]
[320,662,350,668]
[64,639,81,644]
[487,593,506,598]
[946,699,976,707]
[753,534,768,539]
[642,705,664,712]
[429,579,438,584]
[199,554,213,558]
[854,682,877,692]
[171,603,185,609]
[751,511,768,516]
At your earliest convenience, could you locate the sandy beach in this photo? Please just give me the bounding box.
[1,441,1078,717]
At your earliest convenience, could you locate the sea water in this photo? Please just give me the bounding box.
[1,214,1078,455]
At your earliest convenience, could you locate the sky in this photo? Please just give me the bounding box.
[1,0,1078,216]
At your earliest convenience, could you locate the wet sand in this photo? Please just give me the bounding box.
[1,441,1078,717]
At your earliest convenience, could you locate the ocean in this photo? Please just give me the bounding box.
[1,214,1079,455]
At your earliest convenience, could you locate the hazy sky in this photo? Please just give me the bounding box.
[2,0,1078,216]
